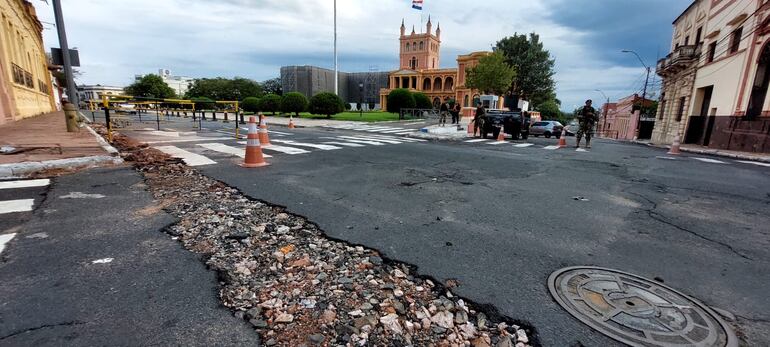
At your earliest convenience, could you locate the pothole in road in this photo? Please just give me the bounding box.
[548,266,738,347]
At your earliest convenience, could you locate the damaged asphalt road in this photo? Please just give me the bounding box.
[190,128,770,346]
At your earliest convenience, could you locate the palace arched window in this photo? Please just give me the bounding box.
[419,41,424,50]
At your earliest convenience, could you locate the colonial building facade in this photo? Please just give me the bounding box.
[379,18,489,113]
[0,0,56,125]
[654,0,770,153]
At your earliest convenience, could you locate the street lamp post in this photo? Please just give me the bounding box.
[595,89,609,137]
[622,49,651,140]
[333,0,338,95]
[52,0,78,107]
[359,82,364,118]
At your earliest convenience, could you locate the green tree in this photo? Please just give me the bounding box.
[387,89,416,114]
[185,77,262,100]
[241,96,261,112]
[280,92,308,116]
[125,74,176,99]
[464,52,516,96]
[259,94,282,115]
[536,99,561,120]
[261,77,283,95]
[495,33,556,104]
[413,92,432,109]
[309,92,345,118]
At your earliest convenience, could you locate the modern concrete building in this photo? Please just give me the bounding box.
[654,0,770,153]
[77,84,124,105]
[0,0,56,125]
[135,69,193,97]
[280,66,390,110]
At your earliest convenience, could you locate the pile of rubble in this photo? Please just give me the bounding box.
[117,135,536,346]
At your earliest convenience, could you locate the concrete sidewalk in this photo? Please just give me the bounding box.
[628,138,770,163]
[0,111,120,178]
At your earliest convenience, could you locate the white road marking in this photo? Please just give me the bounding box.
[464,139,490,143]
[237,141,311,154]
[513,143,534,148]
[487,141,509,145]
[0,179,50,190]
[213,129,246,139]
[656,156,678,160]
[543,145,560,150]
[60,192,106,199]
[321,141,366,147]
[271,140,341,150]
[378,128,409,133]
[0,199,34,214]
[154,146,217,166]
[364,127,400,132]
[576,148,588,152]
[146,137,232,144]
[0,233,16,255]
[337,136,403,144]
[269,130,292,136]
[324,137,386,145]
[25,232,48,239]
[365,134,426,142]
[92,258,114,264]
[693,157,727,164]
[736,160,770,167]
[197,143,272,158]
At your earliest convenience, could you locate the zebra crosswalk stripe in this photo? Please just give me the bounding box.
[464,139,489,143]
[365,134,426,142]
[0,179,50,190]
[237,142,311,154]
[486,141,508,145]
[155,146,217,166]
[322,141,366,147]
[272,140,341,150]
[0,233,16,255]
[543,145,560,150]
[378,128,409,133]
[337,135,402,144]
[0,199,35,214]
[197,143,272,158]
[513,143,534,148]
[325,137,386,145]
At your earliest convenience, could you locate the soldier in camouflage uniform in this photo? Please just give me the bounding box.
[576,99,596,148]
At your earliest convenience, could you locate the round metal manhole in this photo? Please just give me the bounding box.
[548,266,738,347]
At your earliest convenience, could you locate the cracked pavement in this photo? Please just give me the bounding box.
[188,126,769,346]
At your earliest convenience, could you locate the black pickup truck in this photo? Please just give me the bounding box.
[481,110,531,140]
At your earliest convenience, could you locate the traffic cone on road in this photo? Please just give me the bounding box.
[497,129,506,142]
[259,113,268,130]
[668,132,682,155]
[258,117,271,147]
[288,115,296,129]
[557,128,567,148]
[241,116,269,168]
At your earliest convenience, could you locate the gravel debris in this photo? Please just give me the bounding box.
[113,134,537,346]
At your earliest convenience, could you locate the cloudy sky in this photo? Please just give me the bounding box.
[32,0,690,110]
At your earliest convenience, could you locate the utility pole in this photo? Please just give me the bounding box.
[333,0,338,95]
[52,0,78,107]
[622,49,650,140]
[595,89,609,137]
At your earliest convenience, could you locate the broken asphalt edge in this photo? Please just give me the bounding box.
[114,142,542,346]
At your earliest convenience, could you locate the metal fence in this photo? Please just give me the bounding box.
[399,108,438,120]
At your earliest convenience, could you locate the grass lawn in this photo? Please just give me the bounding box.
[279,111,401,122]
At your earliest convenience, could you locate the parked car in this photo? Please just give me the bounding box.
[529,121,564,138]
[481,110,530,140]
[565,120,579,136]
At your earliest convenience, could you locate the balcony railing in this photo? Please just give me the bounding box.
[656,45,700,75]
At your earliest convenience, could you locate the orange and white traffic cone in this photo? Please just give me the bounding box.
[258,123,271,147]
[288,115,296,129]
[497,128,506,142]
[241,116,269,168]
[259,113,268,130]
[668,132,682,155]
[557,128,567,148]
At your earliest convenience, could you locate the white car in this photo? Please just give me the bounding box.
[529,121,564,138]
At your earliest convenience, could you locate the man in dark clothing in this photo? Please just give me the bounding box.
[474,103,486,137]
[439,101,449,126]
[576,99,596,148]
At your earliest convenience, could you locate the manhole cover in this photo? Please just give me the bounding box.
[548,266,737,347]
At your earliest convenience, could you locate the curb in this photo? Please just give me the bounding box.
[638,141,770,163]
[84,124,120,156]
[0,155,124,178]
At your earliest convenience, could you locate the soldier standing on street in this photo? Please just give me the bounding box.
[576,99,596,148]
[439,101,449,126]
[474,102,486,137]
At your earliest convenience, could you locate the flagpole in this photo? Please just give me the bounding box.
[334,0,338,95]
